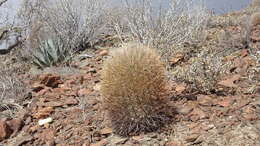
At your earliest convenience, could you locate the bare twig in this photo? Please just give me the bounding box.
[20,0,107,52]
[0,29,8,40]
[112,0,210,61]
[0,0,8,7]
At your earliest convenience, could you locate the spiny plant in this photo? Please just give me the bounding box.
[100,44,171,136]
[250,12,260,27]
[32,38,70,68]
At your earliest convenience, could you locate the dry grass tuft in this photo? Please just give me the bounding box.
[0,67,27,118]
[100,43,171,136]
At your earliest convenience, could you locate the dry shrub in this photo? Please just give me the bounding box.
[0,67,27,118]
[19,0,107,52]
[214,16,251,57]
[172,51,231,93]
[113,0,210,61]
[100,43,171,136]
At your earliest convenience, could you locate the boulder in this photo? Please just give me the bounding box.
[0,32,20,54]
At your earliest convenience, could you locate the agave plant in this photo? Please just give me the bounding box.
[32,39,70,68]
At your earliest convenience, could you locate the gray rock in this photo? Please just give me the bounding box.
[0,32,20,54]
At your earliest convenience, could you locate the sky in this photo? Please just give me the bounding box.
[205,0,252,14]
[0,0,253,26]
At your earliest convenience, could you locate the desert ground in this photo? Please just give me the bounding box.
[0,0,259,146]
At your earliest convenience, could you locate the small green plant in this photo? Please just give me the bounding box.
[100,43,171,136]
[32,39,70,68]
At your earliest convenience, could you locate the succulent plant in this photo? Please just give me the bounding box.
[32,39,70,68]
[100,43,171,136]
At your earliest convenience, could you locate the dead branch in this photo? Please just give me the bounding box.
[0,0,8,7]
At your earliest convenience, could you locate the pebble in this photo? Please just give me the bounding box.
[38,117,53,126]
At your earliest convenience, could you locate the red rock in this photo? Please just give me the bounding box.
[64,97,78,105]
[39,74,62,88]
[166,141,179,146]
[96,57,102,62]
[217,98,234,107]
[33,107,54,119]
[52,87,70,94]
[83,73,92,80]
[78,88,91,96]
[243,106,255,114]
[189,108,208,121]
[240,49,248,57]
[175,84,186,93]
[197,95,213,106]
[29,125,39,133]
[191,126,202,134]
[12,134,33,146]
[88,99,98,105]
[0,120,12,141]
[176,106,193,115]
[31,83,45,92]
[36,88,51,96]
[132,135,142,141]
[83,140,91,146]
[170,53,184,66]
[202,124,215,131]
[188,123,199,129]
[218,74,241,88]
[41,101,64,107]
[99,50,108,56]
[100,127,113,135]
[6,119,24,136]
[244,113,257,121]
[90,139,108,146]
[38,129,55,145]
[185,134,199,143]
[66,79,76,85]
[65,90,78,97]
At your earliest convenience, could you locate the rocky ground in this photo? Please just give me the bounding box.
[0,6,260,146]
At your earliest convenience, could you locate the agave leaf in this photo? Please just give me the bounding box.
[32,53,48,68]
[33,52,45,64]
[36,52,50,66]
[32,57,44,68]
[43,43,53,65]
[32,38,70,68]
[45,43,55,65]
[47,39,58,63]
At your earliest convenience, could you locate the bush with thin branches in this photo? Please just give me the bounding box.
[19,0,107,59]
[112,0,210,61]
[0,67,27,118]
